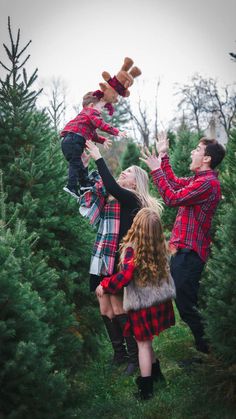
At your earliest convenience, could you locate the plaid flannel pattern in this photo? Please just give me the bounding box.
[126,302,175,341]
[161,155,195,190]
[61,107,119,144]
[79,175,120,276]
[79,174,107,225]
[100,247,135,292]
[101,247,175,341]
[152,155,221,261]
[107,76,126,96]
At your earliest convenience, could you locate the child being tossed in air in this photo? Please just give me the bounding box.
[96,207,176,401]
[60,91,126,198]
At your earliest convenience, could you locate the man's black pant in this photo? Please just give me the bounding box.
[170,249,207,351]
[61,133,89,190]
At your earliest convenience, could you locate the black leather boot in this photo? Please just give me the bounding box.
[152,359,165,383]
[135,376,153,400]
[195,337,210,354]
[102,315,128,365]
[115,313,139,375]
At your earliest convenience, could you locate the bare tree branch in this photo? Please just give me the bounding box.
[40,77,67,132]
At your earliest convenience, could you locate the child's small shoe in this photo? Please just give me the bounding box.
[88,170,99,183]
[80,185,93,194]
[80,180,94,194]
[63,186,80,199]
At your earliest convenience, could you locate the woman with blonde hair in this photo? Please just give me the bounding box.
[96,208,175,400]
[83,140,162,375]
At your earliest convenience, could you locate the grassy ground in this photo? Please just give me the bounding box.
[78,306,235,419]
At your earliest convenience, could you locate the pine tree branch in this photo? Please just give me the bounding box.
[3,44,13,62]
[8,16,14,53]
[0,60,10,72]
[229,52,236,60]
[15,28,20,54]
[28,69,38,87]
[23,68,28,85]
[16,40,32,60]
[17,54,30,70]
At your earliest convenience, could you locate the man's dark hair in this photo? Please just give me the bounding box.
[199,137,226,169]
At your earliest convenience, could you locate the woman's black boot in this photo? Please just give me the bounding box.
[152,359,165,383]
[115,313,139,375]
[102,315,128,365]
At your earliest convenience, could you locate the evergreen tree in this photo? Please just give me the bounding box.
[102,97,131,130]
[0,17,102,411]
[202,129,236,366]
[121,141,141,170]
[170,124,199,177]
[0,183,82,417]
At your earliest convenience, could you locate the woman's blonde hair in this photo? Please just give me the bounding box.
[120,208,169,287]
[130,165,163,216]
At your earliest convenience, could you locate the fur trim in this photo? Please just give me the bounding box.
[123,274,176,311]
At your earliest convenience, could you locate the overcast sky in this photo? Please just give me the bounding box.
[0,0,236,127]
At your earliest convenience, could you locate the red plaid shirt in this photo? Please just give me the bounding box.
[151,155,221,262]
[61,107,119,144]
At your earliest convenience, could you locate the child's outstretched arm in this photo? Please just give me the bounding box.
[96,247,135,297]
[90,110,128,140]
[90,111,119,136]
[96,131,127,147]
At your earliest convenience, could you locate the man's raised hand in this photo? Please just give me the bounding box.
[156,131,169,155]
[139,146,161,171]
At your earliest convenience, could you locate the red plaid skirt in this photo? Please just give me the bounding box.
[123,300,175,341]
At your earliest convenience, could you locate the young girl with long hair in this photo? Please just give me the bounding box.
[84,141,162,376]
[96,208,175,400]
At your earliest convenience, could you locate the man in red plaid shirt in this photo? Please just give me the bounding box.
[141,133,225,355]
[61,91,126,198]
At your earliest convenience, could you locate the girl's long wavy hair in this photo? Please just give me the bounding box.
[119,208,169,287]
[129,165,163,216]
